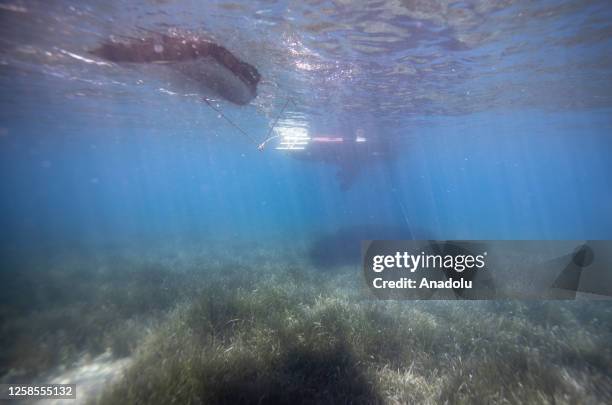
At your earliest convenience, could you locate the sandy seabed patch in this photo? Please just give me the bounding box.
[34,352,131,405]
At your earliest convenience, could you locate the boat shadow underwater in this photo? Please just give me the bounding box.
[308,224,419,269]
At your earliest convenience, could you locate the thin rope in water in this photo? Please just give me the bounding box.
[203,98,259,146]
[257,98,297,150]
[203,97,296,150]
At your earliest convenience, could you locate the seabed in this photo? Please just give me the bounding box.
[1,242,610,404]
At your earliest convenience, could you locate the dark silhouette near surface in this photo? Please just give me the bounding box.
[91,32,260,105]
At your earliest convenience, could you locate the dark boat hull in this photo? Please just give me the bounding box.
[91,33,260,105]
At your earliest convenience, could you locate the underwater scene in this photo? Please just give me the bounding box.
[0,0,611,403]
